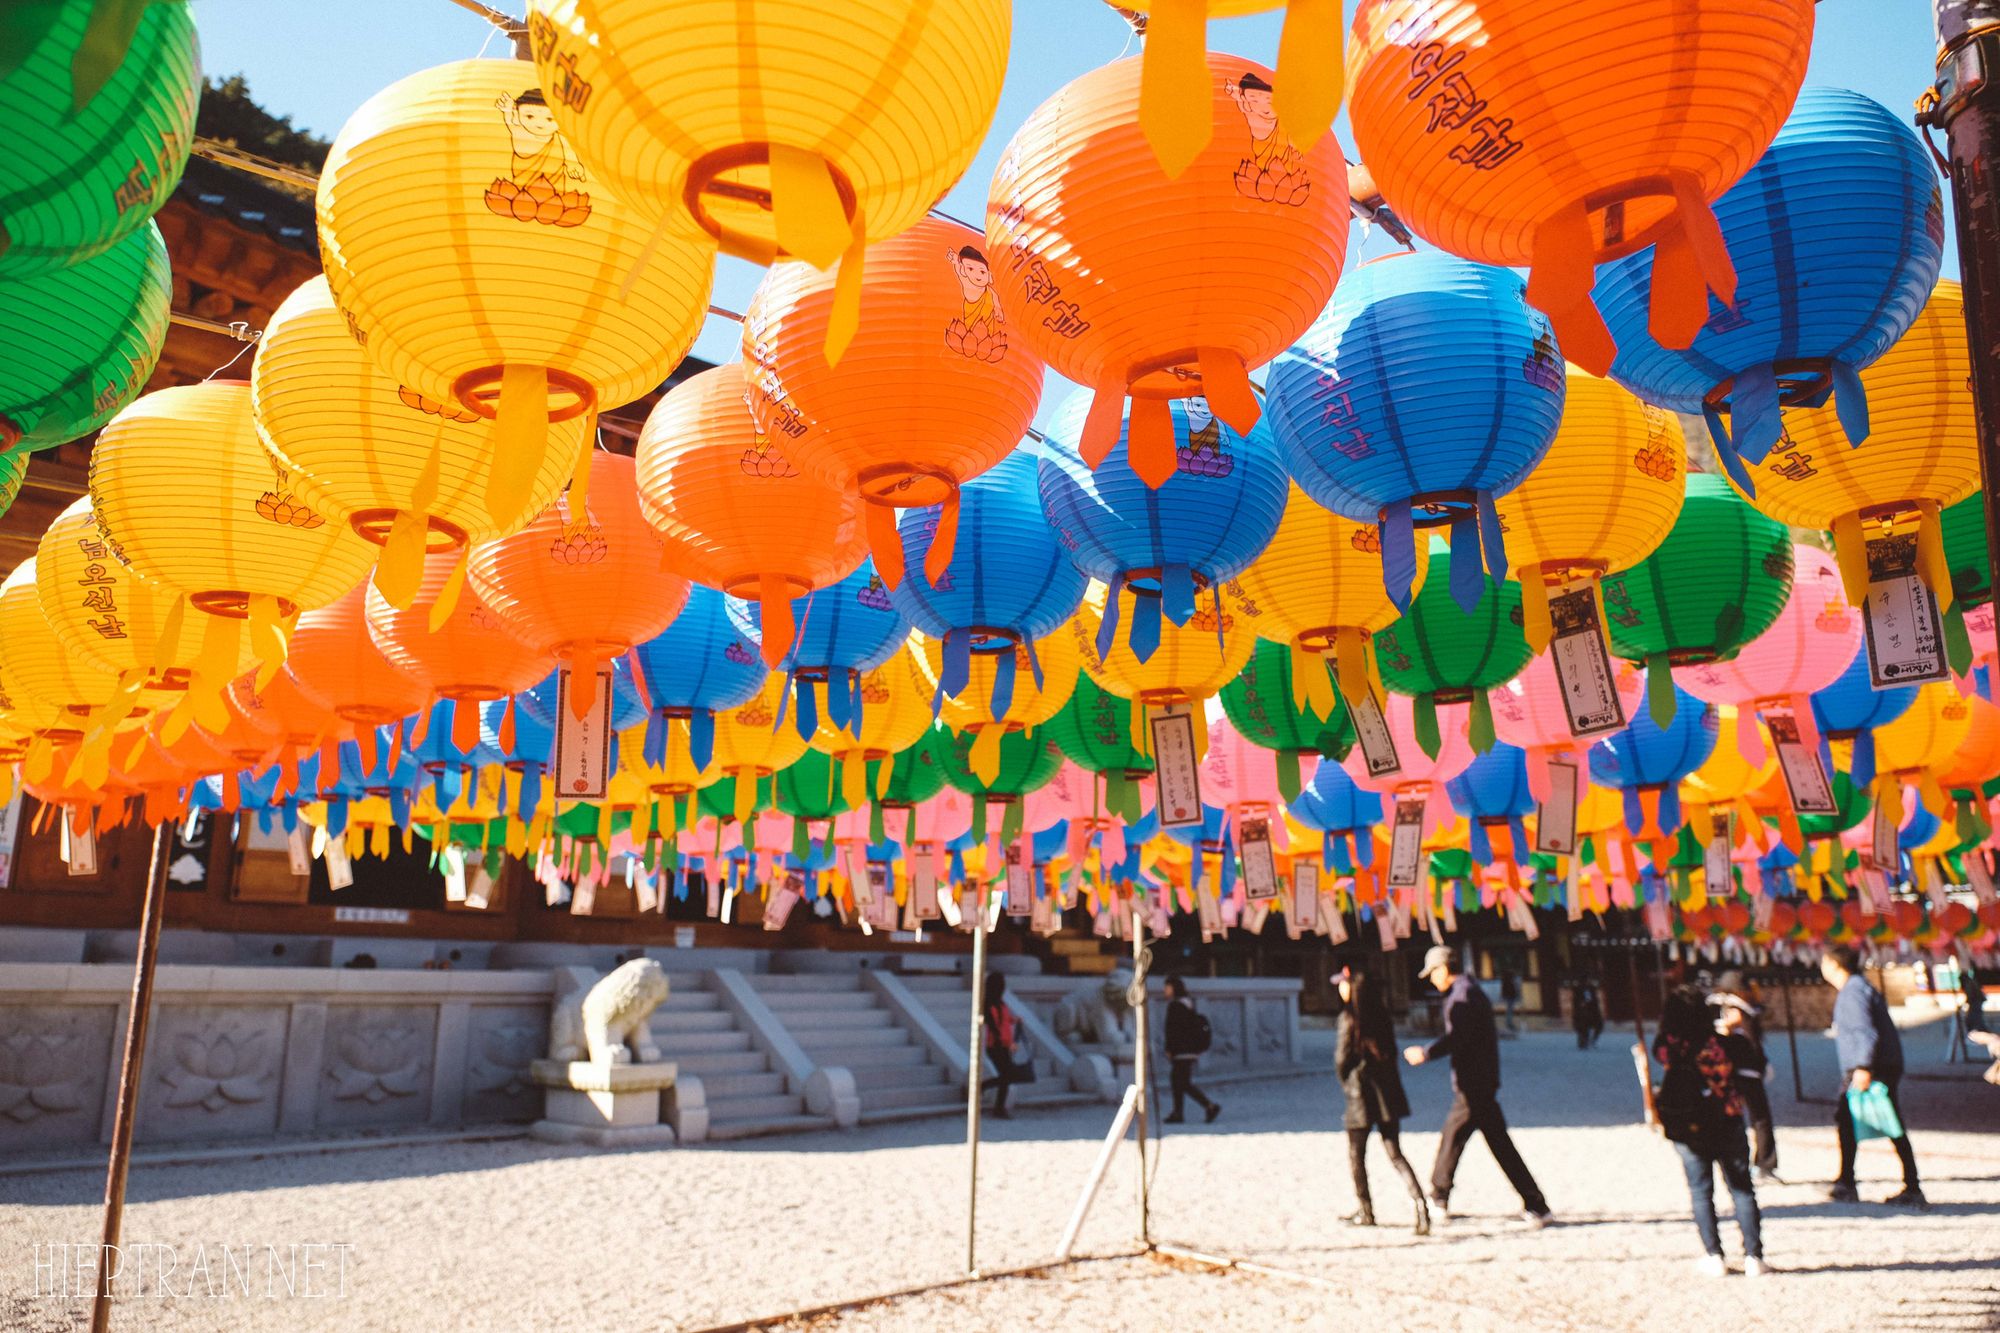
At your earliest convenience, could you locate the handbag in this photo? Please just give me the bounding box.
[1011,1045,1038,1084]
[1846,1083,1904,1141]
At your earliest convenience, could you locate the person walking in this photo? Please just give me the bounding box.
[1404,945,1552,1225]
[1965,959,1989,1035]
[1163,976,1220,1124]
[1652,985,1769,1277]
[1822,945,1925,1208]
[1709,971,1779,1181]
[1334,968,1430,1234]
[1573,976,1604,1050]
[1499,968,1521,1034]
[981,973,1027,1119]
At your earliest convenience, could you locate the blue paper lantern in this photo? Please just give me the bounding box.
[1040,386,1286,663]
[1263,250,1565,608]
[1589,684,1718,836]
[626,586,768,773]
[517,661,647,734]
[890,448,1086,715]
[1808,645,1915,789]
[1444,742,1535,866]
[1595,89,1944,488]
[731,559,909,740]
[1289,757,1383,872]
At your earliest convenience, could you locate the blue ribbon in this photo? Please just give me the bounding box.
[1129,590,1163,665]
[1478,490,1509,589]
[1023,636,1044,692]
[1850,732,1876,791]
[1703,406,1758,497]
[689,708,715,771]
[990,646,1017,720]
[1829,361,1870,448]
[1095,573,1125,664]
[1381,499,1417,611]
[643,710,667,769]
[1731,362,1783,466]
[941,629,972,702]
[1161,563,1196,627]
[1448,510,1485,613]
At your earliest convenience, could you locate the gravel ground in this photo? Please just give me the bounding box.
[1,1019,1994,1333]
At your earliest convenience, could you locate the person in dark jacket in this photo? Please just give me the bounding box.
[982,973,1027,1119]
[1821,946,1924,1207]
[1572,976,1604,1050]
[1709,970,1778,1181]
[1403,945,1552,1224]
[1163,976,1220,1124]
[1653,985,1768,1277]
[1334,968,1429,1234]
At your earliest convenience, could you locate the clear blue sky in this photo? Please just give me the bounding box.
[193,0,1948,376]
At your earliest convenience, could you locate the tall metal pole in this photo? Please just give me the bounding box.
[1926,0,2000,608]
[92,822,172,1333]
[963,886,989,1277]
[1130,900,1150,1247]
[1781,972,1807,1104]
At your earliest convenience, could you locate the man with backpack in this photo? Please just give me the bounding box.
[1163,975,1221,1124]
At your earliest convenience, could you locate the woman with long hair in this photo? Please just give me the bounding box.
[983,972,1027,1119]
[1652,985,1768,1276]
[1335,968,1429,1233]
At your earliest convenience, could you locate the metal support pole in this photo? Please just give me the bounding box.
[1782,973,1807,1104]
[1625,945,1649,1054]
[91,823,172,1333]
[1130,902,1150,1247]
[963,887,989,1278]
[1926,0,2000,608]
[1056,1084,1141,1262]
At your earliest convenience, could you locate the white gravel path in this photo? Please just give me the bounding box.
[1,1022,1994,1332]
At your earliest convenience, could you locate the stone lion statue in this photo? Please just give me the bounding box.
[1052,966,1134,1047]
[548,959,668,1065]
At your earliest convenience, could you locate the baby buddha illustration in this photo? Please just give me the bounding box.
[484,89,593,227]
[1228,72,1310,206]
[1176,398,1235,479]
[944,244,1008,362]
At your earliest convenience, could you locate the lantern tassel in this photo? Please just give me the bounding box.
[757,571,798,667]
[486,364,549,526]
[451,700,480,755]
[1198,347,1260,434]
[1380,500,1417,611]
[1127,395,1177,490]
[1829,513,1870,608]
[1526,201,1618,377]
[427,553,469,633]
[1829,361,1870,447]
[1521,575,1554,654]
[923,490,960,587]
[1079,378,1127,470]
[1137,0,1213,178]
[863,502,905,591]
[375,511,430,611]
[498,695,517,754]
[1916,505,1953,613]
[769,142,851,270]
[824,211,866,366]
[1273,0,1341,154]
[1646,220,1711,350]
[1646,654,1676,728]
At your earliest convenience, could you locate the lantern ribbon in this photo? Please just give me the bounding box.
[486,364,549,527]
[1127,395,1177,490]
[1380,500,1417,610]
[1468,688,1496,753]
[1645,654,1676,728]
[427,554,469,634]
[1129,588,1163,665]
[1136,0,1213,178]
[375,512,430,611]
[989,644,1017,721]
[1413,691,1440,760]
[924,491,961,587]
[1273,0,1341,155]
[1447,512,1484,613]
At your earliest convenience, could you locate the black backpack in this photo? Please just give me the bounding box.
[1188,1010,1213,1055]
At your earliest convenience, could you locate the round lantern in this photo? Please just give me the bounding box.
[1042,672,1156,822]
[0,558,121,739]
[230,669,339,762]
[285,585,430,733]
[1941,493,1991,610]
[1068,578,1258,708]
[1490,652,1647,798]
[1596,90,1942,483]
[316,58,713,523]
[1290,757,1385,861]
[1265,251,1563,607]
[1218,637,1354,795]
[729,560,909,740]
[1040,389,1286,662]
[1738,283,1979,616]
[1808,647,1913,792]
[87,382,379,667]
[1600,474,1794,722]
[1346,0,1812,374]
[1936,694,2000,800]
[624,586,769,775]
[891,449,1085,714]
[1675,544,1859,734]
[366,550,549,723]
[1372,540,1533,753]
[1588,685,1719,837]
[1681,707,1778,817]
[1873,684,1972,795]
[1492,368,1686,649]
[925,630,1081,742]
[987,52,1348,484]
[0,0,197,278]
[1234,483,1420,713]
[935,726,1062,804]
[708,676,813,820]
[0,222,169,453]
[465,451,689,710]
[253,276,586,608]
[742,217,1042,584]
[1443,742,1536,866]
[1339,693,1475,844]
[811,646,938,811]
[634,362,865,666]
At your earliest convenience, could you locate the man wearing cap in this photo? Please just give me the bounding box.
[1404,944,1552,1225]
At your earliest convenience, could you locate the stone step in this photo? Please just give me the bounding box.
[649,1009,735,1034]
[896,975,970,992]
[1048,937,1102,955]
[666,1049,768,1076]
[820,1044,928,1070]
[753,974,863,992]
[706,1114,832,1142]
[849,1063,951,1092]
[700,1070,788,1100]
[861,1084,967,1112]
[656,991,721,1011]
[706,1092,808,1122]
[774,1007,893,1030]
[1066,956,1121,975]
[757,989,878,1010]
[793,1026,909,1049]
[648,1030,753,1055]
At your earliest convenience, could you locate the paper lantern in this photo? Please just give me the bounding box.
[708,676,815,823]
[1874,684,1972,792]
[1676,545,1859,741]
[317,58,712,523]
[1443,742,1535,865]
[254,276,587,608]
[890,449,1085,713]
[1600,474,1794,722]
[1941,494,1991,610]
[614,725,714,805]
[466,451,689,707]
[623,586,769,775]
[1265,251,1563,606]
[811,647,938,811]
[1347,0,1812,374]
[1042,672,1157,813]
[229,669,338,760]
[742,218,1043,583]
[285,585,430,732]
[526,0,1007,318]
[1372,540,1533,753]
[0,0,197,277]
[0,558,120,739]
[729,560,909,741]
[1740,284,1979,613]
[1200,716,1296,849]
[1681,707,1777,812]
[1040,390,1286,661]
[1808,648,1912,791]
[935,725,1061,803]
[367,550,549,715]
[87,382,379,673]
[987,52,1348,484]
[924,630,1080,739]
[634,362,865,666]
[1340,693,1474,839]
[1290,758,1385,842]
[1068,578,1258,708]
[1492,368,1685,649]
[1588,685,1718,836]
[1596,90,1942,483]
[1217,637,1353,799]
[0,222,169,453]
[1935,695,2000,799]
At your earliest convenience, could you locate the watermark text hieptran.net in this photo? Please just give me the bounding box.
[33,1242,352,1299]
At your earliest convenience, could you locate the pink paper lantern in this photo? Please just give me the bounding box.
[1024,761,1132,869]
[1489,652,1646,802]
[1200,718,1290,851]
[1340,694,1474,839]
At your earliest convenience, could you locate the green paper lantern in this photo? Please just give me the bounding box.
[1941,492,1991,610]
[0,219,168,452]
[0,0,199,277]
[933,724,1061,801]
[0,452,28,522]
[870,728,948,808]
[775,749,851,823]
[697,772,775,824]
[1602,474,1794,724]
[1372,540,1532,752]
[1043,672,1154,778]
[1218,637,1354,799]
[1790,770,1872,841]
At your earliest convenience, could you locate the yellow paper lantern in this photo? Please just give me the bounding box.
[1235,483,1422,710]
[525,0,1009,356]
[615,725,715,801]
[1069,578,1259,707]
[811,646,938,809]
[253,276,587,608]
[1742,283,1978,610]
[86,383,379,675]
[924,629,1081,735]
[709,676,812,819]
[1873,683,1971,795]
[0,558,121,738]
[1494,369,1687,650]
[316,58,713,522]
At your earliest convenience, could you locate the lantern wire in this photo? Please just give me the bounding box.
[191,137,322,191]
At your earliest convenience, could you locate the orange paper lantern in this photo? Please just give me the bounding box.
[284,584,431,732]
[366,551,550,706]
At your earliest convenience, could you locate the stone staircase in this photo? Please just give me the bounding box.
[647,974,822,1140]
[898,975,1100,1107]
[1047,929,1122,976]
[749,973,962,1123]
